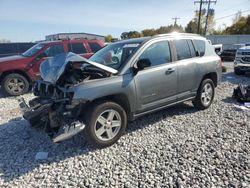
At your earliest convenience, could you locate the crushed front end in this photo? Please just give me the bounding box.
[19,80,86,143]
[18,53,115,143]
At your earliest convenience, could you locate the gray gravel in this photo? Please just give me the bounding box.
[0,62,250,187]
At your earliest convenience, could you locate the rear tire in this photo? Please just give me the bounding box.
[193,79,215,110]
[1,73,30,96]
[85,101,127,148]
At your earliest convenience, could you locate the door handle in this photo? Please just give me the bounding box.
[165,68,175,75]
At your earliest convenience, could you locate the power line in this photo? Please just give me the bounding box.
[217,0,250,15]
[215,9,250,21]
[194,0,217,35]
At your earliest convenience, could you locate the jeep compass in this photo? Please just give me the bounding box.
[19,33,222,148]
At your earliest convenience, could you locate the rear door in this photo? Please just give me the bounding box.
[134,40,178,112]
[68,42,91,59]
[173,39,199,99]
[88,42,103,53]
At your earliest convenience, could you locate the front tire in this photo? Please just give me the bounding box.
[193,79,215,110]
[85,101,127,148]
[1,73,30,96]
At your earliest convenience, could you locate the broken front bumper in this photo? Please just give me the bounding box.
[18,98,86,143]
[18,98,52,126]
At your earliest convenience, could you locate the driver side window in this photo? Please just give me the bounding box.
[139,41,171,67]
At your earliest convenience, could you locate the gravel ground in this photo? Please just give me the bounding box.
[0,62,249,187]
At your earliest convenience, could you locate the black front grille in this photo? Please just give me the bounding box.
[33,81,63,99]
[242,52,250,55]
[242,57,250,62]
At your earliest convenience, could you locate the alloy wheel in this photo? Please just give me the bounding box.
[7,78,25,94]
[201,83,213,106]
[94,109,122,141]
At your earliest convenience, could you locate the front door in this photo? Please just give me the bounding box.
[134,40,178,113]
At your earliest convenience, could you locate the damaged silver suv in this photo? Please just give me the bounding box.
[19,33,222,147]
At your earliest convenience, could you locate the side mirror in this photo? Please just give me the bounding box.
[136,58,151,71]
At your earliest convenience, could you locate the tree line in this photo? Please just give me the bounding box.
[105,11,250,42]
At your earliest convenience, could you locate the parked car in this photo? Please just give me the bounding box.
[219,44,245,62]
[219,48,238,62]
[19,33,222,148]
[0,39,104,96]
[234,45,250,75]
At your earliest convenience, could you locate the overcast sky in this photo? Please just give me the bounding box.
[0,0,249,42]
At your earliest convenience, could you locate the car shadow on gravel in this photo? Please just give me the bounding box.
[221,96,239,105]
[0,102,197,182]
[127,103,198,133]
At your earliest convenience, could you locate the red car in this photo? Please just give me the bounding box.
[0,39,104,96]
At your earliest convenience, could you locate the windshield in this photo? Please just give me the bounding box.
[22,43,45,57]
[89,42,142,70]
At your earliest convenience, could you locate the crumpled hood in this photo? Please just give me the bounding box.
[0,55,27,63]
[40,52,118,84]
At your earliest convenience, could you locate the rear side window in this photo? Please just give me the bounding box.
[68,43,87,54]
[44,44,64,57]
[174,39,192,60]
[139,41,171,67]
[89,42,102,53]
[193,40,205,56]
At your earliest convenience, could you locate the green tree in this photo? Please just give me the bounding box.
[185,9,215,35]
[157,25,184,34]
[121,31,142,39]
[185,19,198,33]
[130,31,142,38]
[156,26,171,34]
[120,32,129,39]
[105,35,113,42]
[223,15,250,34]
[141,29,156,36]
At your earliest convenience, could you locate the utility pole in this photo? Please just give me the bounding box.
[172,17,180,26]
[204,0,217,36]
[194,0,203,34]
[194,0,217,35]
